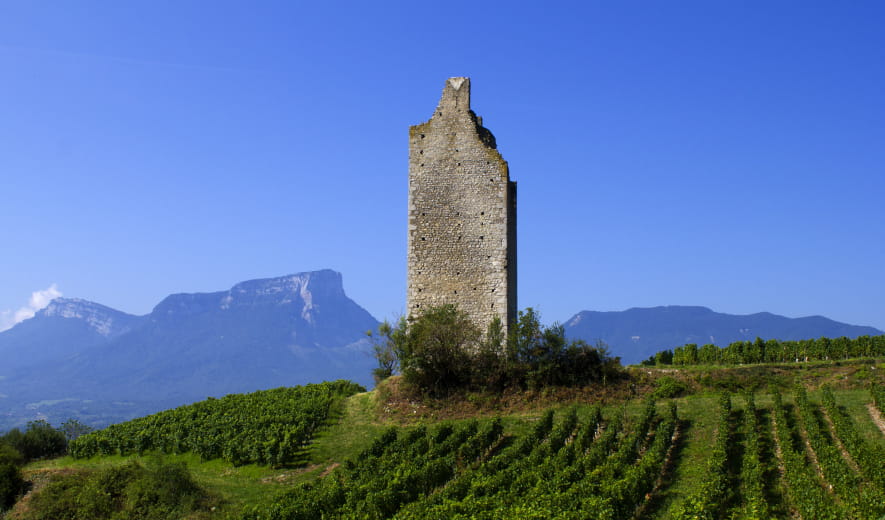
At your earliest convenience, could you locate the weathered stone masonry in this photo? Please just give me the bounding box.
[407,77,517,336]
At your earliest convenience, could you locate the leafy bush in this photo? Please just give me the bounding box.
[17,459,209,520]
[0,462,27,511]
[379,305,622,396]
[1,420,67,462]
[651,376,688,399]
[0,442,24,467]
[398,305,480,395]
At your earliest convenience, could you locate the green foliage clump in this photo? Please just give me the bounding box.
[399,305,481,395]
[1,420,67,462]
[372,305,622,396]
[59,418,93,442]
[872,382,885,415]
[17,459,210,520]
[0,462,27,511]
[0,442,25,467]
[651,376,688,399]
[368,317,408,384]
[69,380,364,466]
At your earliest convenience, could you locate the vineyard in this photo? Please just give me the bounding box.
[12,365,885,519]
[67,380,364,466]
[234,384,885,520]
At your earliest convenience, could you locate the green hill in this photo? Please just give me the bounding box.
[9,361,885,519]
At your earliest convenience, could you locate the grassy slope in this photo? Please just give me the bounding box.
[17,359,885,519]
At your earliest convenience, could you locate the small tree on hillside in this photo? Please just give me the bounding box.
[60,419,93,443]
[368,316,408,384]
[400,305,481,396]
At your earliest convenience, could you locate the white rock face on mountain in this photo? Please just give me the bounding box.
[40,298,141,337]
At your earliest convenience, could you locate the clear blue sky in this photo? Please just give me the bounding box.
[2,1,883,333]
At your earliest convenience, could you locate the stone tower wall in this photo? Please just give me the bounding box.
[407,77,517,336]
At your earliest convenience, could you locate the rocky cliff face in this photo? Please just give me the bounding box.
[40,298,144,338]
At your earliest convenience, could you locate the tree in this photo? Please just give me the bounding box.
[471,316,508,389]
[684,343,698,365]
[698,343,720,364]
[0,443,24,467]
[11,420,67,461]
[60,419,94,442]
[368,317,408,384]
[400,305,480,396]
[655,349,673,366]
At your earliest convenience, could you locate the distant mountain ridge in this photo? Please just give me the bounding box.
[563,305,883,365]
[0,298,145,373]
[0,270,378,430]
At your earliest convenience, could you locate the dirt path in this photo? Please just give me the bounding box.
[867,403,885,436]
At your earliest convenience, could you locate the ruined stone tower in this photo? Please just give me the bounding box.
[407,77,517,336]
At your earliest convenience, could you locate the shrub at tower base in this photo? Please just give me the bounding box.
[371,305,622,396]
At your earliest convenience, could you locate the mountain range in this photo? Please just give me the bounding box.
[0,270,378,430]
[562,306,883,365]
[1,270,881,430]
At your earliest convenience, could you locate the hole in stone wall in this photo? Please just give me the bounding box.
[421,212,426,216]
[491,288,496,293]
[420,163,424,167]
[480,211,485,215]
[457,235,462,240]
[419,150,423,154]
[420,134,425,139]
[416,304,421,308]
[417,288,422,292]
[491,303,495,309]
[479,236,484,240]
[456,211,460,216]
[457,163,461,166]
[454,290,458,294]
[421,237,426,241]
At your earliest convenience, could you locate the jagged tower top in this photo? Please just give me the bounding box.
[438,77,471,113]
